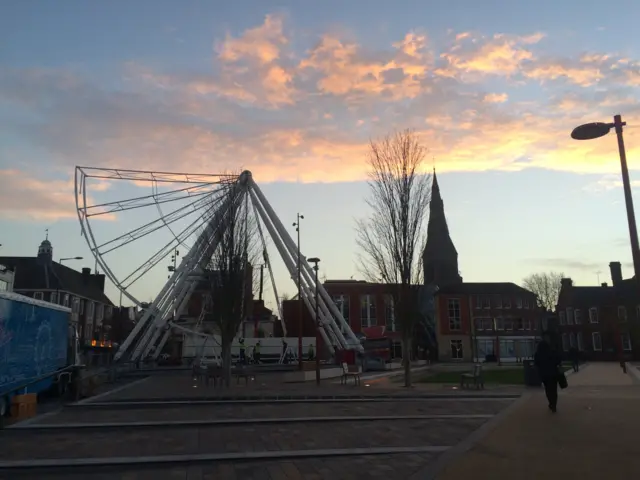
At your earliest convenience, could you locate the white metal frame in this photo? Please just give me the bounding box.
[76,168,363,363]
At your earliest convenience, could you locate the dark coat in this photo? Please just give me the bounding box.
[534,340,561,380]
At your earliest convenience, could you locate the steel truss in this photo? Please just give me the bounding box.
[75,168,363,363]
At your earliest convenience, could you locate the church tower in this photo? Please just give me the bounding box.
[423,170,462,286]
[37,230,53,265]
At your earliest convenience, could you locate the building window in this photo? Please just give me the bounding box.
[621,333,632,351]
[0,280,7,291]
[63,294,70,308]
[574,309,582,325]
[516,297,523,309]
[503,297,511,309]
[592,332,602,351]
[88,301,95,320]
[96,304,104,324]
[105,306,113,319]
[475,295,482,309]
[474,318,484,331]
[450,340,463,360]
[513,318,524,330]
[523,318,531,330]
[482,296,490,309]
[384,295,395,332]
[474,318,492,331]
[360,295,376,328]
[561,333,569,351]
[495,317,504,330]
[448,299,461,331]
[523,298,530,309]
[618,306,628,322]
[569,332,576,349]
[333,295,350,333]
[577,332,584,351]
[494,295,502,309]
[34,291,44,300]
[589,308,599,324]
[504,318,513,330]
[559,311,566,325]
[80,299,85,315]
[476,339,494,359]
[50,292,58,304]
[566,308,574,325]
[72,297,80,314]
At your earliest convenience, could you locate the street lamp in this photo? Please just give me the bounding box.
[571,115,640,280]
[571,114,636,368]
[57,257,83,304]
[293,213,304,370]
[167,249,180,279]
[308,256,321,386]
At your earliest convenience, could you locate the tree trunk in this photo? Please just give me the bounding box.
[402,334,412,388]
[221,339,232,387]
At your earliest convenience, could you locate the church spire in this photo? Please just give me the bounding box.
[423,170,462,286]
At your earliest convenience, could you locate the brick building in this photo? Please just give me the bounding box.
[423,171,541,362]
[556,262,639,361]
[0,236,114,346]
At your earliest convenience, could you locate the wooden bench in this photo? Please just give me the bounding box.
[460,364,484,390]
[340,362,361,386]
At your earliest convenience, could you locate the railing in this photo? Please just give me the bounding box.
[0,364,80,400]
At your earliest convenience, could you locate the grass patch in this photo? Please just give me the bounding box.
[416,366,572,385]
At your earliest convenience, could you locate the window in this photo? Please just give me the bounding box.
[72,297,80,314]
[79,299,85,315]
[574,309,582,325]
[360,295,376,328]
[621,333,632,351]
[523,298,530,309]
[504,318,513,330]
[333,295,351,333]
[34,291,44,300]
[566,308,574,325]
[577,332,584,351]
[448,299,461,331]
[482,318,493,330]
[63,294,70,308]
[516,297,523,309]
[450,340,463,360]
[589,307,599,324]
[87,301,95,320]
[569,332,576,349]
[384,295,395,332]
[0,280,8,291]
[499,339,515,358]
[523,318,531,330]
[476,339,494,358]
[475,295,482,310]
[482,296,490,309]
[503,297,511,309]
[50,292,58,304]
[559,311,566,325]
[561,333,569,351]
[592,332,602,351]
[494,295,503,309]
[618,306,628,322]
[96,304,104,324]
[495,317,504,330]
[532,318,539,331]
[105,306,113,319]
[474,318,484,331]
[513,318,524,330]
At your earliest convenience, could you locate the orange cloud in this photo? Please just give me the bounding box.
[483,93,508,103]
[216,14,287,65]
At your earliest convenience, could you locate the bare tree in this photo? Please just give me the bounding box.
[206,182,259,386]
[356,129,431,387]
[522,271,565,312]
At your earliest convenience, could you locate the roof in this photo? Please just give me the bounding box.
[436,282,535,296]
[562,278,639,306]
[0,291,72,312]
[0,257,113,306]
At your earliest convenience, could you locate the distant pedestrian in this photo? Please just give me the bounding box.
[254,341,261,364]
[569,347,580,372]
[534,334,562,413]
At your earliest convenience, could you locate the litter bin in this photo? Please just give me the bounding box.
[523,360,541,387]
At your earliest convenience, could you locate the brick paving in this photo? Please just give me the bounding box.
[0,371,520,479]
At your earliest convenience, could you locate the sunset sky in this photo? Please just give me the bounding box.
[2,0,640,308]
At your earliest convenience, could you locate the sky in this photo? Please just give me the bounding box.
[2,0,640,309]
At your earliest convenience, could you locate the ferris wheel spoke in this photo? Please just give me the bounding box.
[119,201,222,289]
[96,190,227,256]
[85,182,222,218]
[77,166,234,184]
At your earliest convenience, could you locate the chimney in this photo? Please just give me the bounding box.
[601,282,608,287]
[560,278,573,288]
[609,261,622,286]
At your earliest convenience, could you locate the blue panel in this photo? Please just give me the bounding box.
[0,298,69,396]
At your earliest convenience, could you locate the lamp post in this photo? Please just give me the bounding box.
[571,115,636,367]
[308,256,321,385]
[167,249,180,279]
[293,213,304,370]
[58,257,83,304]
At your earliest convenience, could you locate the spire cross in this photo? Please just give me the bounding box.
[45,228,49,240]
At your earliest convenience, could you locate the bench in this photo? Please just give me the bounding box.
[340,362,361,386]
[460,364,484,390]
[192,363,223,387]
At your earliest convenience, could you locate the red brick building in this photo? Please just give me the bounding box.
[556,262,639,361]
[435,283,540,362]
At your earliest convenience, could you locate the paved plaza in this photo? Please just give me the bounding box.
[0,369,519,479]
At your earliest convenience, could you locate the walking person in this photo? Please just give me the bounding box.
[569,346,580,372]
[534,333,562,413]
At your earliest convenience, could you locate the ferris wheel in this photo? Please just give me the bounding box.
[74,167,363,362]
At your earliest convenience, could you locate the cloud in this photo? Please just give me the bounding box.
[3,14,640,224]
[531,257,633,273]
